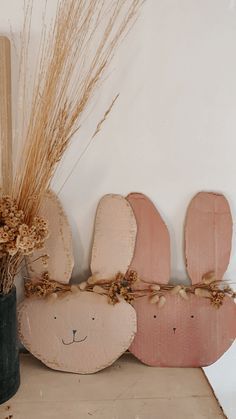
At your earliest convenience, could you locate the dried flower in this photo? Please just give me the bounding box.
[87,276,97,285]
[157,296,166,308]
[107,271,138,305]
[202,271,216,285]
[170,285,182,295]
[93,285,106,295]
[150,295,160,304]
[195,288,212,298]
[211,291,225,308]
[150,284,161,291]
[25,271,70,298]
[179,288,188,300]
[0,195,49,293]
[0,196,48,260]
[79,282,87,291]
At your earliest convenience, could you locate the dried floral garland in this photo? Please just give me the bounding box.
[25,270,236,309]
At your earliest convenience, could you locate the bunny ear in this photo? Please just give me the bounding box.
[27,190,74,284]
[185,192,232,284]
[127,193,170,284]
[90,194,137,279]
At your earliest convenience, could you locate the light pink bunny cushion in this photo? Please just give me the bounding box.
[19,194,137,374]
[128,192,236,367]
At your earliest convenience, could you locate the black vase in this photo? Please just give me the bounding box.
[0,287,20,404]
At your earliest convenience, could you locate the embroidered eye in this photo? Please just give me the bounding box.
[54,316,57,320]
[92,317,95,320]
[153,315,157,319]
[191,315,194,318]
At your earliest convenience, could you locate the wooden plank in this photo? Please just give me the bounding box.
[0,36,13,194]
[185,192,232,284]
[91,194,137,279]
[0,398,226,419]
[0,355,225,419]
[13,355,216,401]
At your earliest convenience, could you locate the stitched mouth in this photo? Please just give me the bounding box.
[62,335,87,345]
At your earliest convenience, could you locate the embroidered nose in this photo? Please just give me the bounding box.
[73,329,77,335]
[173,327,176,333]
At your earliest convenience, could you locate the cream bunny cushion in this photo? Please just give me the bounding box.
[19,193,137,373]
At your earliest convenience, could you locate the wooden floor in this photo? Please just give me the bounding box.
[0,354,225,419]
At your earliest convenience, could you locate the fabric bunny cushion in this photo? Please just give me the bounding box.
[128,192,236,367]
[19,193,137,374]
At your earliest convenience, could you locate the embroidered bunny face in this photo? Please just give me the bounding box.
[19,193,137,374]
[19,291,136,373]
[128,192,236,367]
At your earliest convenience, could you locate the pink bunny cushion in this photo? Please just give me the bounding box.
[19,193,137,373]
[128,192,236,367]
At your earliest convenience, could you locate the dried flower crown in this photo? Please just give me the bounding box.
[25,270,236,309]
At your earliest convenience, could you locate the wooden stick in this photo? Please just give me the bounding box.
[0,36,13,194]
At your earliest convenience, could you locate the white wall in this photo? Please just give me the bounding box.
[1,0,236,417]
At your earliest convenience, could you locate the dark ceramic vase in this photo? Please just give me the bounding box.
[0,287,20,404]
